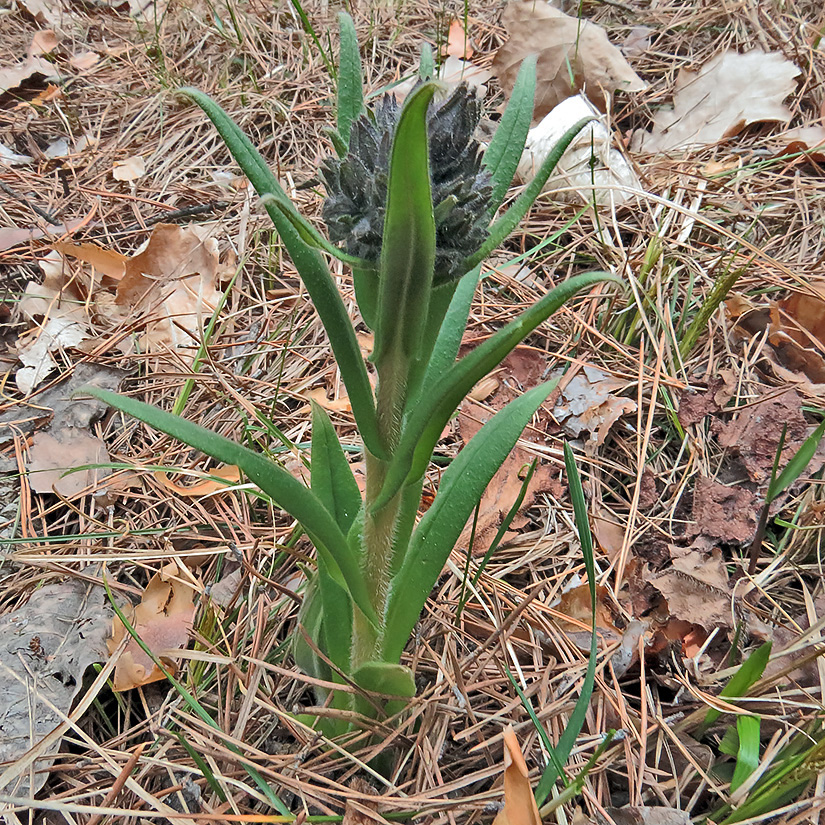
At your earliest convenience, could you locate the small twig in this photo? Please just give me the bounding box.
[0,181,61,225]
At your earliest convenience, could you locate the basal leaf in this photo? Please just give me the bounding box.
[83,387,378,627]
[382,381,555,662]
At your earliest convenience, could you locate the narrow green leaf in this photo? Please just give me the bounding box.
[83,387,379,627]
[353,266,379,330]
[419,43,434,80]
[372,82,438,371]
[697,642,772,736]
[179,88,386,460]
[731,715,761,792]
[336,12,363,151]
[768,418,825,502]
[461,116,595,274]
[382,381,556,662]
[484,55,537,210]
[373,271,615,511]
[534,443,598,803]
[317,561,353,672]
[293,577,332,683]
[310,401,363,534]
[419,264,481,394]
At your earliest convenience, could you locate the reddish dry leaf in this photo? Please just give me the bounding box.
[494,2,645,119]
[154,465,241,497]
[493,726,541,825]
[108,562,197,691]
[633,50,800,153]
[446,19,473,59]
[300,387,353,414]
[553,582,623,647]
[53,240,127,280]
[29,30,59,56]
[689,476,758,544]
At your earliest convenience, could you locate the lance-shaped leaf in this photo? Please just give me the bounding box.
[484,55,537,211]
[382,381,556,663]
[310,401,363,534]
[336,12,363,152]
[462,117,595,274]
[180,88,386,460]
[371,82,438,372]
[372,271,615,511]
[82,387,378,627]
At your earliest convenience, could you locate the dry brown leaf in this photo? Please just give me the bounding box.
[633,50,800,153]
[108,561,197,691]
[27,429,110,498]
[600,807,691,825]
[0,50,56,95]
[53,240,127,280]
[446,19,473,59]
[494,1,645,119]
[69,50,99,71]
[16,0,74,28]
[112,155,146,181]
[592,508,625,560]
[300,387,352,414]
[29,29,59,56]
[493,726,541,825]
[689,476,757,545]
[553,366,636,447]
[650,548,733,632]
[154,465,241,497]
[0,219,85,253]
[553,582,623,646]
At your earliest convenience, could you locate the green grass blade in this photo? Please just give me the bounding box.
[462,117,594,274]
[534,443,598,805]
[696,642,771,736]
[373,271,614,511]
[419,43,434,80]
[768,418,825,502]
[310,401,363,534]
[336,12,363,151]
[179,88,385,460]
[731,715,761,792]
[483,55,537,210]
[372,82,438,373]
[382,381,556,662]
[84,387,378,627]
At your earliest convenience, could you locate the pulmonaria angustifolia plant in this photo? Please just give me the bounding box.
[85,14,614,735]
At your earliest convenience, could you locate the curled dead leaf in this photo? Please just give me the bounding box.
[154,465,241,497]
[108,562,197,691]
[493,726,542,825]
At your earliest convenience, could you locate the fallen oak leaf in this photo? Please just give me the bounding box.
[494,1,645,119]
[446,19,473,59]
[153,464,241,497]
[53,240,127,280]
[107,562,197,691]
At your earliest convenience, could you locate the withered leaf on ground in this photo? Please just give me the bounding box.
[108,561,197,691]
[553,366,636,447]
[493,726,542,825]
[689,475,758,545]
[633,50,800,153]
[27,428,110,498]
[494,1,645,120]
[0,578,111,796]
[599,807,691,825]
[0,32,57,95]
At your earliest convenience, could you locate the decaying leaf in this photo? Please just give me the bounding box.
[154,464,241,497]
[553,366,636,447]
[650,547,734,632]
[0,578,111,796]
[600,807,691,825]
[493,726,541,825]
[778,125,825,161]
[552,581,623,650]
[58,223,224,362]
[15,316,88,394]
[446,19,472,59]
[112,155,146,182]
[108,561,197,691]
[0,32,57,95]
[676,374,736,428]
[27,428,110,498]
[689,476,758,545]
[494,1,646,120]
[633,50,800,153]
[16,0,74,28]
[300,387,353,414]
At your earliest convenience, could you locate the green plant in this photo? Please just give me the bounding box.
[84,15,616,731]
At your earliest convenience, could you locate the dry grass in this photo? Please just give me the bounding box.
[3,0,825,822]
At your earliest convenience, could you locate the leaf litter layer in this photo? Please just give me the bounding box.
[1,0,825,822]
